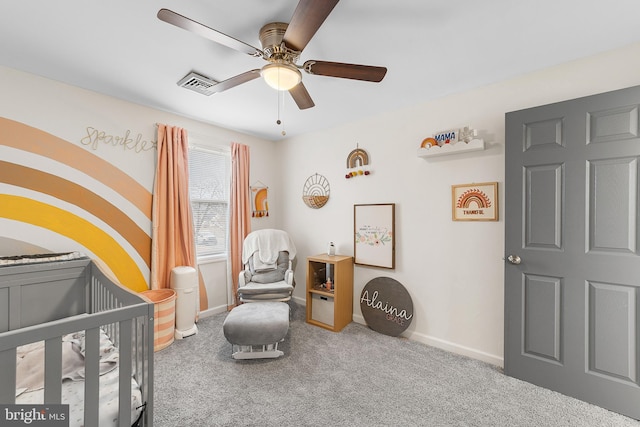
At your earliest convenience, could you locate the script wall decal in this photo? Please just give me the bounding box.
[360,276,413,337]
[80,126,156,153]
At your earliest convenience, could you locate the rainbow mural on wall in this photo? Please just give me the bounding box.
[0,118,152,292]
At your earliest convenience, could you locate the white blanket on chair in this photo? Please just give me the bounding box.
[242,229,296,268]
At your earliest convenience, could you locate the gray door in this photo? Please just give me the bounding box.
[505,85,640,420]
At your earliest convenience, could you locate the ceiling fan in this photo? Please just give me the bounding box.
[157,0,387,110]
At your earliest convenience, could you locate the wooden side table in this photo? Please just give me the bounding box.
[306,254,353,332]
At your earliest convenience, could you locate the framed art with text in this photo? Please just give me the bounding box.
[354,203,395,269]
[452,182,498,221]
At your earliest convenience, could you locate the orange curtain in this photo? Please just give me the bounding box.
[151,124,196,290]
[229,142,251,307]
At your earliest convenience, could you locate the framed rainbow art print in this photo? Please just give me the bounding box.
[451,182,498,221]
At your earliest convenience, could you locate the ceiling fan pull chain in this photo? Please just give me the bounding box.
[279,89,287,136]
[276,78,282,126]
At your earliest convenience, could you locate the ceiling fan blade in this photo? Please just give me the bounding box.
[157,9,262,57]
[208,70,262,94]
[283,0,339,52]
[303,60,387,82]
[289,82,315,109]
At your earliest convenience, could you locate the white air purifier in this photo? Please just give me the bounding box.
[170,266,199,339]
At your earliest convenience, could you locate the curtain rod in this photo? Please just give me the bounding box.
[155,124,231,152]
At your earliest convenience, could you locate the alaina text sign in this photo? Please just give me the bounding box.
[360,277,413,337]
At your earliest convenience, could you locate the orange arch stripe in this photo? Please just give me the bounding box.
[0,117,152,219]
[0,195,147,292]
[0,161,151,267]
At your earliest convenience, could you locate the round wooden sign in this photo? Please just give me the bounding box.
[360,277,413,337]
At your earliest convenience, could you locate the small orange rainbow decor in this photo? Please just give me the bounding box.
[420,137,438,148]
[251,185,269,217]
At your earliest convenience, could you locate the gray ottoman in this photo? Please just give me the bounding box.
[223,302,290,359]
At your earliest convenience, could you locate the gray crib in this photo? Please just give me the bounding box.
[0,255,154,427]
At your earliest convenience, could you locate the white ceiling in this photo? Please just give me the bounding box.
[2,1,640,141]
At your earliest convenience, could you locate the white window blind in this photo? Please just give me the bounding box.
[188,145,230,257]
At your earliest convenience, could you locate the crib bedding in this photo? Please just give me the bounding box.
[16,364,143,427]
[14,329,143,427]
[0,251,85,266]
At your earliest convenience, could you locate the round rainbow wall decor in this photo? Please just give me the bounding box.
[302,173,330,209]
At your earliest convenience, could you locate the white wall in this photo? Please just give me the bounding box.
[277,42,640,366]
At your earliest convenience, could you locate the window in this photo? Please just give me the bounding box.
[188,145,230,258]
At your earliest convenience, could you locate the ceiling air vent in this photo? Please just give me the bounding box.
[177,72,218,96]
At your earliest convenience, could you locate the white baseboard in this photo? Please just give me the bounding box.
[198,305,228,319]
[292,295,306,306]
[352,314,503,368]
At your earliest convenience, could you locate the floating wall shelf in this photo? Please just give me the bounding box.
[417,138,485,158]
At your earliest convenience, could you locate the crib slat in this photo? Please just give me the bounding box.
[144,315,154,427]
[8,286,21,330]
[118,319,133,427]
[44,336,63,403]
[84,327,100,427]
[0,348,16,404]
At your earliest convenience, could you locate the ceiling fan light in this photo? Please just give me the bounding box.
[261,63,301,91]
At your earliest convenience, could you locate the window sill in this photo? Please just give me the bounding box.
[197,253,228,265]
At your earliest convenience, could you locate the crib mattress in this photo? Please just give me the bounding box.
[16,364,143,427]
[15,329,143,427]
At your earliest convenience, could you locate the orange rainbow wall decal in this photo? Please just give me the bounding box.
[0,118,152,292]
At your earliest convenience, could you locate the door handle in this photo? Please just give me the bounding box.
[507,255,521,265]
